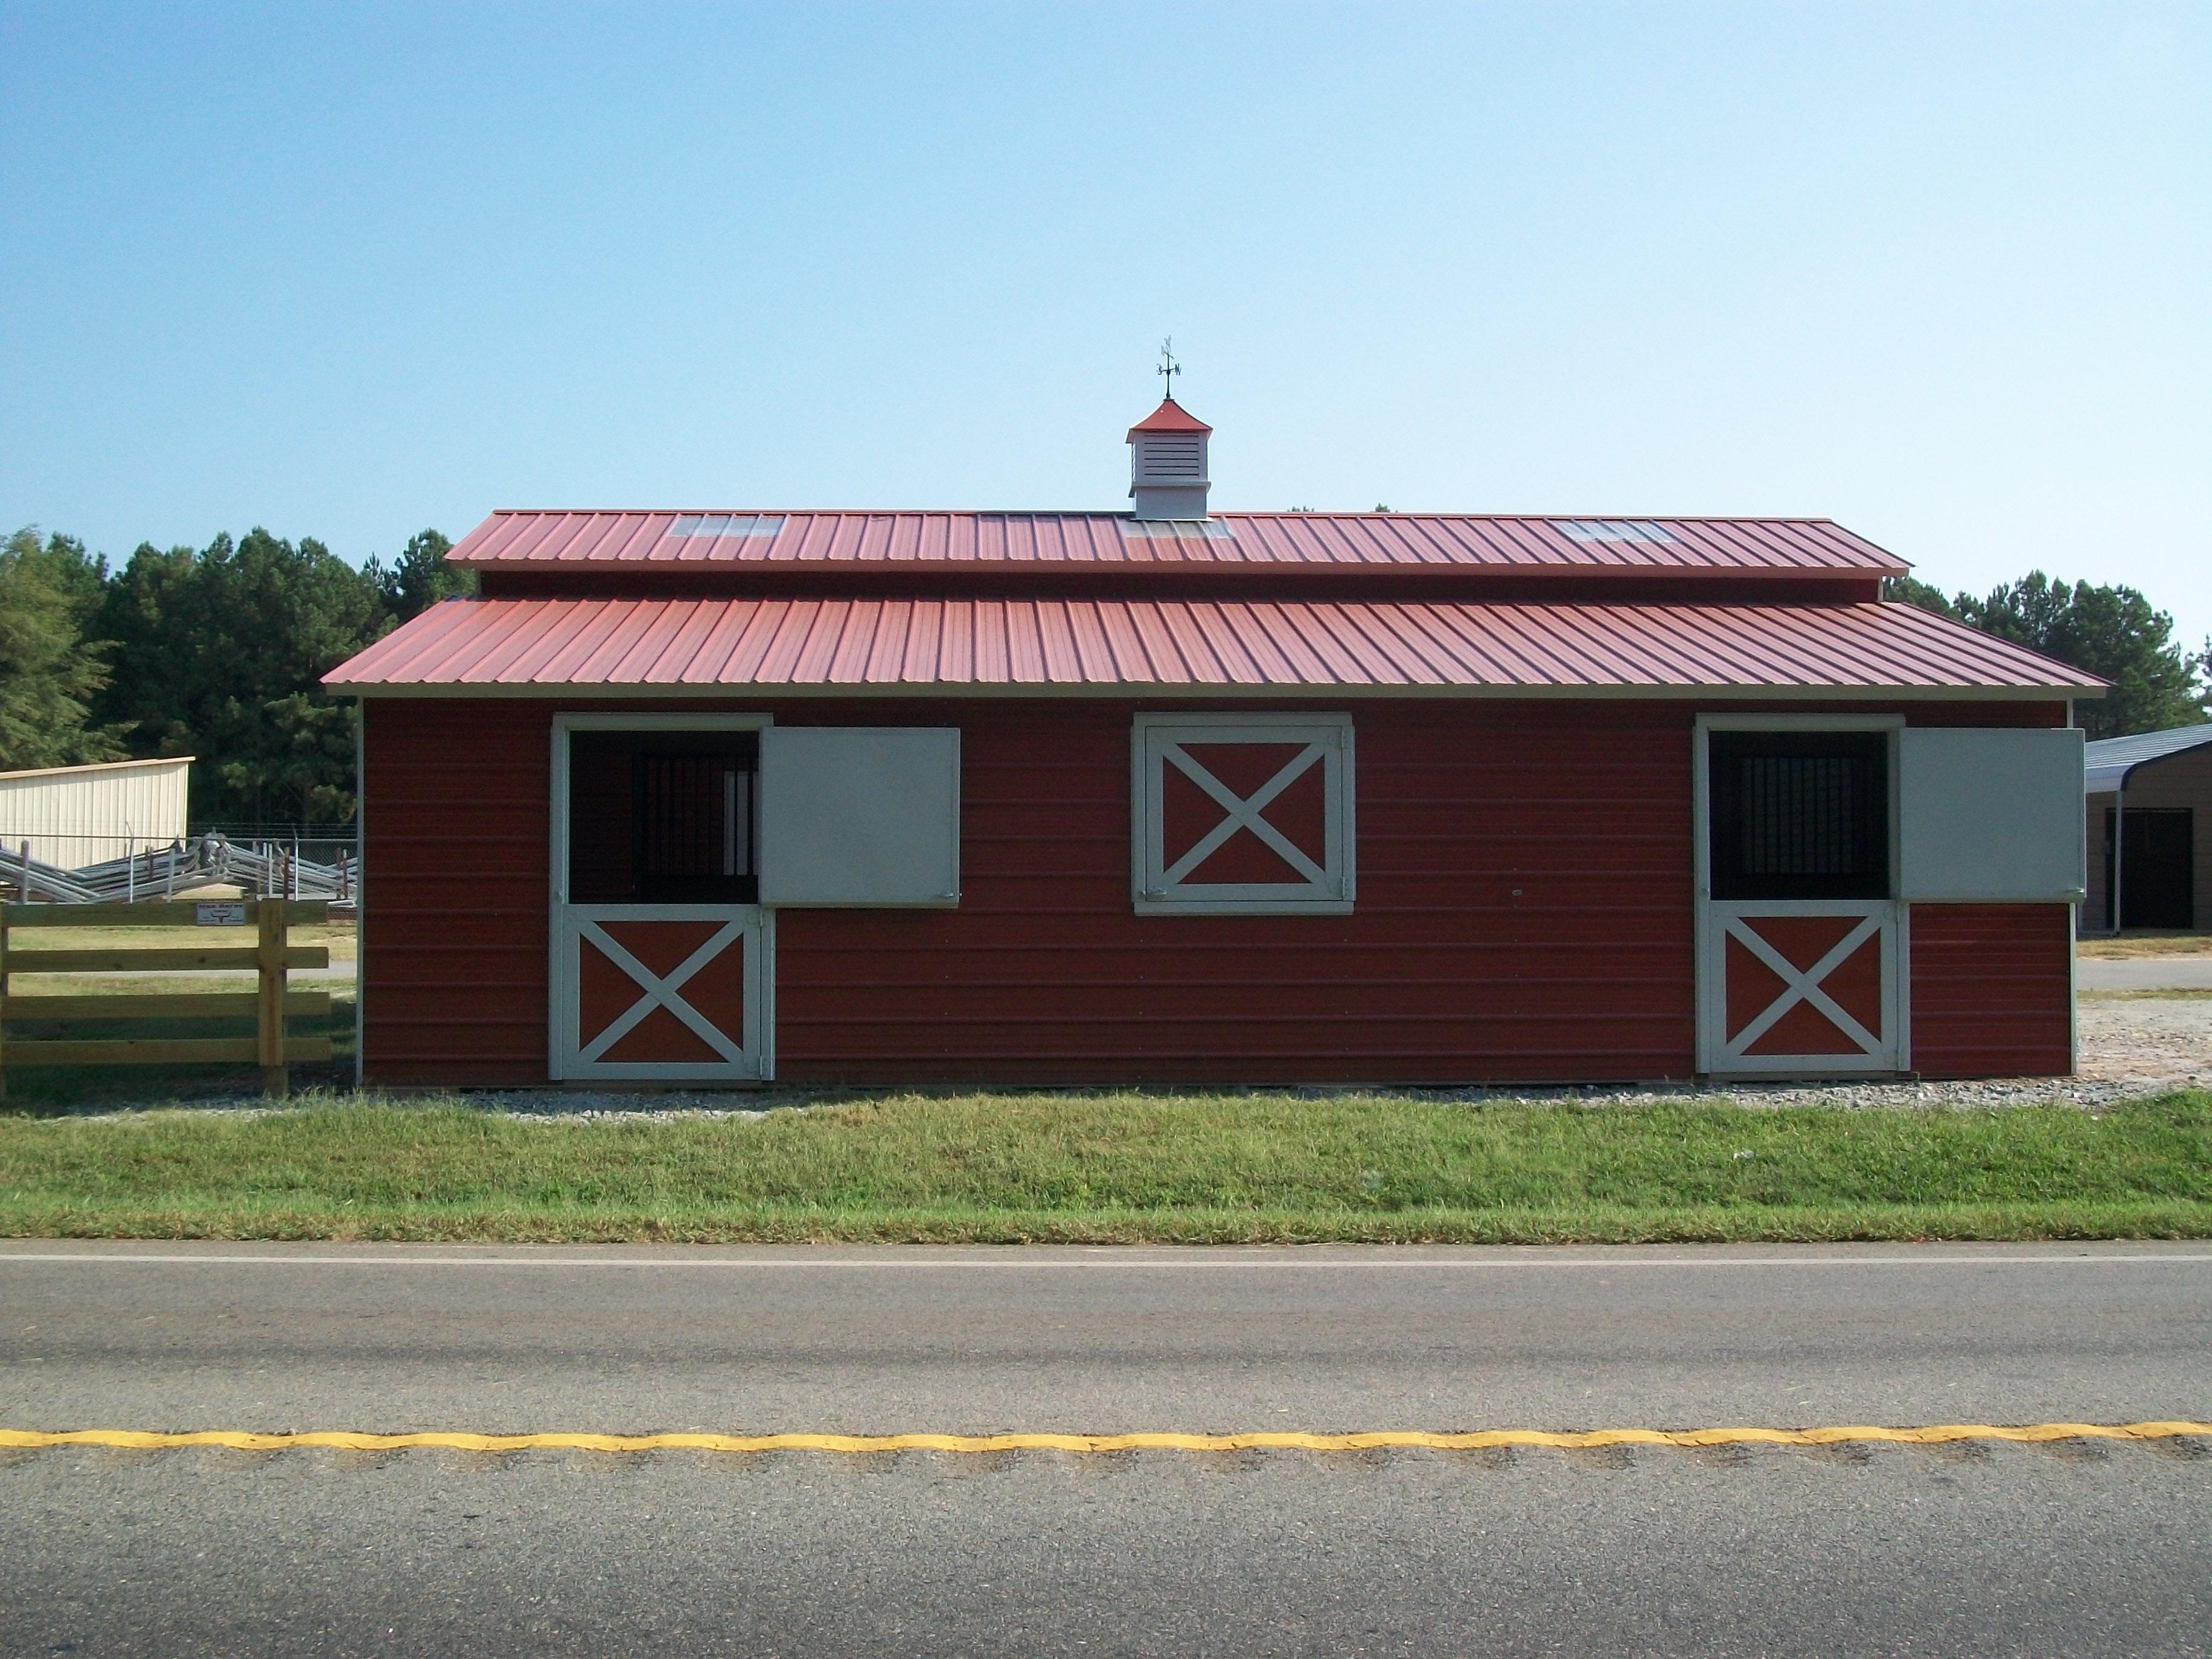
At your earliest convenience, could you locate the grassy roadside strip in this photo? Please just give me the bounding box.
[2076,933,2212,959]
[2,1092,2208,1244]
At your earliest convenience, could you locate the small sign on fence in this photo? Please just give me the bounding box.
[194,900,249,927]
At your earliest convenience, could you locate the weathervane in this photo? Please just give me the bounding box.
[1157,337,1181,401]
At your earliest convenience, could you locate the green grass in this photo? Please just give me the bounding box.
[2,1090,2207,1244]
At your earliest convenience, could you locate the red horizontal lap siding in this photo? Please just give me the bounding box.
[359,695,2073,1087]
[772,698,1696,1084]
[1908,905,2073,1079]
[361,700,552,1085]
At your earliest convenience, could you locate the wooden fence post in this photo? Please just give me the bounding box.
[257,898,287,1097]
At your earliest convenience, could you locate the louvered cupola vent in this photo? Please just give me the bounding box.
[1137,435,1205,478]
[1126,399,1212,520]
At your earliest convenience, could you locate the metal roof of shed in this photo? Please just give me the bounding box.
[328,595,2093,698]
[0,755,195,783]
[445,510,1907,578]
[2085,723,2212,792]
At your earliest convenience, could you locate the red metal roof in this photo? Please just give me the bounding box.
[1127,399,1213,436]
[327,596,2093,697]
[445,510,1907,577]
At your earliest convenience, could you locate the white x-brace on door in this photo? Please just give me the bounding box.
[1698,900,1904,1075]
[552,904,768,1082]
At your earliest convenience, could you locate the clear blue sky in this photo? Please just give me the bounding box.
[4,3,2207,646]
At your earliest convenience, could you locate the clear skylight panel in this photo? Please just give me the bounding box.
[1119,519,1237,540]
[668,514,786,539]
[1551,519,1678,545]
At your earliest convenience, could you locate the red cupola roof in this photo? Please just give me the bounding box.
[1125,398,1212,438]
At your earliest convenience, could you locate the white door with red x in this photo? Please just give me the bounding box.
[552,905,768,1082]
[1698,900,1905,1075]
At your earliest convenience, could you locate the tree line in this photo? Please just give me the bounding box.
[1881,573,2208,741]
[0,525,472,825]
[1,522,2205,826]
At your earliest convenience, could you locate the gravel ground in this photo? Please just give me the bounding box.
[34,994,2212,1120]
[459,996,2212,1119]
[2073,996,2212,1092]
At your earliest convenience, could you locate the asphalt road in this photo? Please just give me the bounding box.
[4,1242,2208,1656]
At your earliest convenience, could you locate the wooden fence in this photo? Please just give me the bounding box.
[0,898,334,1099]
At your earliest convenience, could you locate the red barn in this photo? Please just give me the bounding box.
[327,401,2097,1089]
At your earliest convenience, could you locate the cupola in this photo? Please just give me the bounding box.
[1127,398,1212,520]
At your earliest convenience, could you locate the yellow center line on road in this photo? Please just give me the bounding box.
[2,1423,2205,1455]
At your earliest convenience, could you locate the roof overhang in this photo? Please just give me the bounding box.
[2086,731,2212,793]
[326,596,2101,703]
[0,755,196,782]
[331,680,2088,703]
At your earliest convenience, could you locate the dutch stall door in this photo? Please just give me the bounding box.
[551,724,767,1081]
[1697,726,1904,1076]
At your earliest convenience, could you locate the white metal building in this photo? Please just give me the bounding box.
[0,756,193,867]
[2085,724,2212,932]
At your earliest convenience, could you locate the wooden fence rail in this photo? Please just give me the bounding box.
[0,898,333,1099]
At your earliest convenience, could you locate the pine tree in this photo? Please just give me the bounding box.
[0,528,123,771]
[1886,571,2209,738]
[95,528,389,822]
[366,528,476,623]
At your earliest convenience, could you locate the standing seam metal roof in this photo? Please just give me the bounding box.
[444,510,1907,575]
[326,595,2094,695]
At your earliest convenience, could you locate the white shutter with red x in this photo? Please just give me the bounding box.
[1132,714,1354,914]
